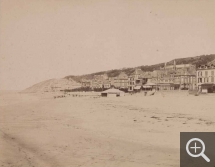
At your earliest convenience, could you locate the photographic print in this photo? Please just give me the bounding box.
[0,0,215,167]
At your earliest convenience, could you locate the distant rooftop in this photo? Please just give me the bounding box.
[197,64,215,70]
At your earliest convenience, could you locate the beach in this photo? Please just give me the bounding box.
[0,91,215,167]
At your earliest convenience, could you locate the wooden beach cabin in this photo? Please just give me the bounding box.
[101,88,125,97]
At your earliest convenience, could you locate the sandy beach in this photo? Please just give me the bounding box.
[0,91,215,167]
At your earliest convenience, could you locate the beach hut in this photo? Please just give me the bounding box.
[134,85,141,92]
[199,83,215,93]
[101,88,125,97]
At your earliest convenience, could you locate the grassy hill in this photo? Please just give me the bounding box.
[23,78,81,93]
[65,54,215,82]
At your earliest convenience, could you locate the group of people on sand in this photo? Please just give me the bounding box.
[130,89,156,96]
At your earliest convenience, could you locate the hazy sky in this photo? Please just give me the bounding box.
[0,0,215,90]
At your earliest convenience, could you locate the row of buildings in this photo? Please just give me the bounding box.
[81,61,215,93]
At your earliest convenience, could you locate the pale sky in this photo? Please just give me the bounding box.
[0,0,215,90]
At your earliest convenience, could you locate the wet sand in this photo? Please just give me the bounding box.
[0,91,215,167]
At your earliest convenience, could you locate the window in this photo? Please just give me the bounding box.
[212,77,214,83]
[205,71,208,76]
[212,70,214,76]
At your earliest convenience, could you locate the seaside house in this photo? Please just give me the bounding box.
[141,72,157,90]
[108,72,129,89]
[149,68,175,90]
[134,69,144,91]
[141,72,153,84]
[128,76,135,91]
[108,77,117,87]
[174,69,196,90]
[128,69,158,91]
[103,80,111,89]
[90,73,110,90]
[81,79,92,88]
[159,72,174,90]
[128,68,144,91]
[91,80,103,89]
[114,72,129,89]
[197,64,215,93]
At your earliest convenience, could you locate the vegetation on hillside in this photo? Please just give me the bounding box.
[65,54,215,82]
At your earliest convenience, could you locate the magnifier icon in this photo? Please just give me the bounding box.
[186,138,210,162]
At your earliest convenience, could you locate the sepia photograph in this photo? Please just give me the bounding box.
[0,0,215,167]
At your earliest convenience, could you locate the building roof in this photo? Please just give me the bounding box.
[141,72,153,78]
[134,86,141,89]
[117,72,128,79]
[197,64,215,70]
